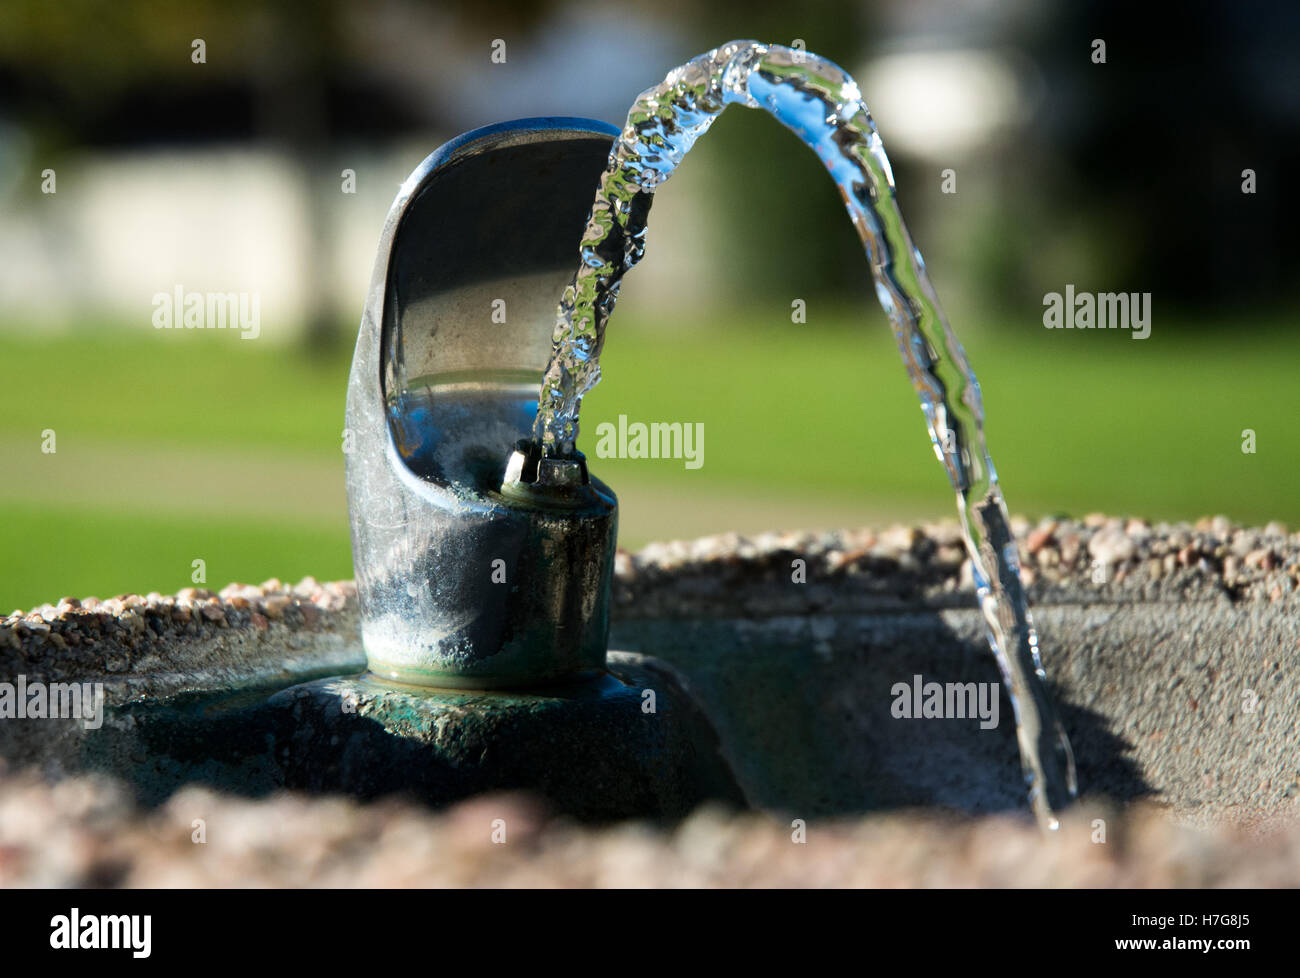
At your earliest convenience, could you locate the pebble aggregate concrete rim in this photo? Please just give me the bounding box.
[1,773,1299,887]
[2,515,1299,826]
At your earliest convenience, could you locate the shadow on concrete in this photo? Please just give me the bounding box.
[612,606,1151,818]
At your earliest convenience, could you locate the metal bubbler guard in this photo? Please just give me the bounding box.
[345,118,621,690]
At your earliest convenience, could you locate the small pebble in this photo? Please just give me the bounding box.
[1088,528,1136,566]
[200,604,224,621]
[263,596,291,620]
[1025,524,1055,554]
[1244,548,1275,571]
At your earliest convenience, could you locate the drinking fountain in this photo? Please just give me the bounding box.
[2,70,1295,837]
[310,116,744,817]
[347,118,621,689]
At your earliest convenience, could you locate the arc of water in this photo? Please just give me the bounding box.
[533,40,1077,827]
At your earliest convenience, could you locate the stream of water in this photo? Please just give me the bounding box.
[532,40,1077,827]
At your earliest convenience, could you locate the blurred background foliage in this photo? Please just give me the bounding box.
[0,0,1297,608]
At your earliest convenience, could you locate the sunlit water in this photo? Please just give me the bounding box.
[533,40,1077,827]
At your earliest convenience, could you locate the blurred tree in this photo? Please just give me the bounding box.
[1025,0,1299,316]
[3,0,1294,329]
[2,0,371,349]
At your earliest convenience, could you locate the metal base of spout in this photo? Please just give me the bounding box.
[359,441,619,690]
[265,652,747,820]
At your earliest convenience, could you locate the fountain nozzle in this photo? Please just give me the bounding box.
[502,438,589,490]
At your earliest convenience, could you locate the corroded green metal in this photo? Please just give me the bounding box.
[74,653,746,820]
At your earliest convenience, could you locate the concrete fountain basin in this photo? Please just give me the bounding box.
[2,515,1297,829]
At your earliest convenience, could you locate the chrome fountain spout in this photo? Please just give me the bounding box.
[344,118,621,689]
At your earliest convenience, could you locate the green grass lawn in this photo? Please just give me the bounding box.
[0,501,355,611]
[1,311,1296,610]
